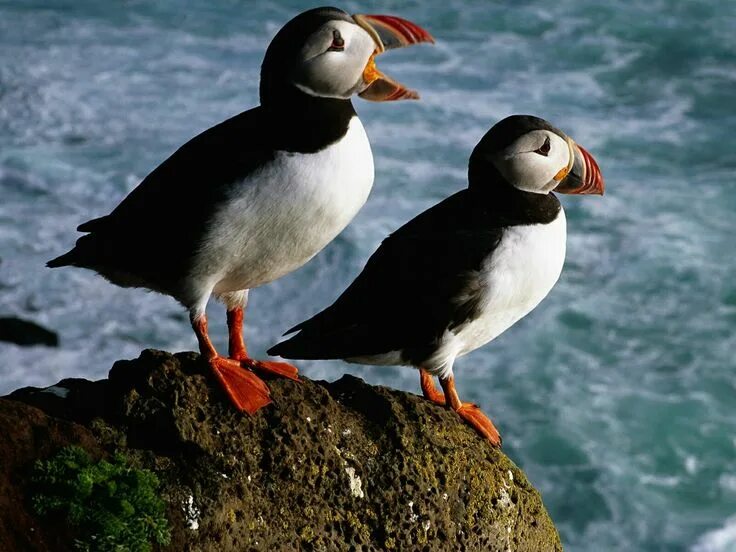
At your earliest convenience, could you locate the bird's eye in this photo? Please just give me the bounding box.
[328,30,345,52]
[535,136,551,156]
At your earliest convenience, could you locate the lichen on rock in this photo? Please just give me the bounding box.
[2,349,562,551]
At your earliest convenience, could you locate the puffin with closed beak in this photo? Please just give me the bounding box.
[48,7,433,414]
[269,115,604,446]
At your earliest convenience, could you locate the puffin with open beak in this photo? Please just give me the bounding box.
[48,7,433,414]
[269,115,604,446]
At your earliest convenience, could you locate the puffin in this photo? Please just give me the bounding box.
[268,115,604,446]
[47,7,433,414]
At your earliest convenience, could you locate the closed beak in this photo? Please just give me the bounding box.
[554,142,605,195]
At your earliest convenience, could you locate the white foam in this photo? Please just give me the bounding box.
[692,515,736,552]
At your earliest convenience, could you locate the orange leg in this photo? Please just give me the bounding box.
[192,314,271,414]
[439,374,502,447]
[419,368,445,405]
[227,307,300,381]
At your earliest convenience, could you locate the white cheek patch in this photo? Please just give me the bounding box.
[494,131,571,194]
[294,21,374,99]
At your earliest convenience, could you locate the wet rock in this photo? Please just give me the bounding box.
[0,316,58,347]
[2,349,562,551]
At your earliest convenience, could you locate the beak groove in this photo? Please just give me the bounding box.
[352,14,434,102]
[555,143,605,195]
[576,145,605,195]
[353,14,435,53]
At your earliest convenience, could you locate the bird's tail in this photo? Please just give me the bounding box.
[47,249,79,268]
[268,327,358,360]
[47,233,104,269]
[48,215,114,269]
[268,332,326,360]
[269,323,380,361]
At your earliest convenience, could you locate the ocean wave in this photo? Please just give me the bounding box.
[692,516,736,552]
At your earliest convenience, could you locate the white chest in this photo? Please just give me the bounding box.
[195,117,374,295]
[455,209,567,355]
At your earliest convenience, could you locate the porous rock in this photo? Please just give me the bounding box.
[3,349,562,551]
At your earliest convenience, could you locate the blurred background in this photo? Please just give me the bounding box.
[1,1,734,550]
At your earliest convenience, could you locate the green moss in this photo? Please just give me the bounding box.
[30,446,170,552]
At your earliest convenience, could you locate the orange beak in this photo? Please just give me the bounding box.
[352,14,434,101]
[554,143,605,195]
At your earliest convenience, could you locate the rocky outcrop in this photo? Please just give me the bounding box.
[1,349,561,551]
[0,316,59,347]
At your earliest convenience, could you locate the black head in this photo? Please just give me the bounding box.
[259,7,434,106]
[468,115,604,196]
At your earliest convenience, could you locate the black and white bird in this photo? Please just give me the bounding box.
[269,115,604,445]
[48,7,433,414]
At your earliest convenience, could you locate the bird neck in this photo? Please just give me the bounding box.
[260,84,357,153]
[467,160,561,225]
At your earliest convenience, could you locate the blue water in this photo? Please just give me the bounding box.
[1,1,735,550]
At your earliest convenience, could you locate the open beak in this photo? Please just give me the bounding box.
[352,14,434,101]
[554,142,605,195]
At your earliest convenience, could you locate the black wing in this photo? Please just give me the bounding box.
[48,107,275,290]
[268,191,504,363]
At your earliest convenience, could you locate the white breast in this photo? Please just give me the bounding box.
[188,117,374,300]
[454,208,567,356]
[351,209,568,380]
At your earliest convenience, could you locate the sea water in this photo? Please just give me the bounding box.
[1,1,734,550]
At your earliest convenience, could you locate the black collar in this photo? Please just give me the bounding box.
[468,163,561,226]
[261,85,356,154]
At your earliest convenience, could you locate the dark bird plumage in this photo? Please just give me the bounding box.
[47,98,355,300]
[270,114,605,445]
[269,187,559,364]
[47,6,435,415]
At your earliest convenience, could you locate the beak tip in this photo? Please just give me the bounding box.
[354,14,432,102]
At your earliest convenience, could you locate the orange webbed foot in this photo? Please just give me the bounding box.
[456,403,502,447]
[241,358,300,382]
[438,374,502,447]
[208,356,272,414]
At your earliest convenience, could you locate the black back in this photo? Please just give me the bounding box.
[48,7,359,299]
[268,186,561,363]
[268,113,567,362]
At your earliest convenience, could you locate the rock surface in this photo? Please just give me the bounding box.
[0,316,59,347]
[1,349,561,551]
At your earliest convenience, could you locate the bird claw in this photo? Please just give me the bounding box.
[456,403,502,447]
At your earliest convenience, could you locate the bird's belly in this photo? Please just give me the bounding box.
[455,210,567,355]
[194,118,374,295]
